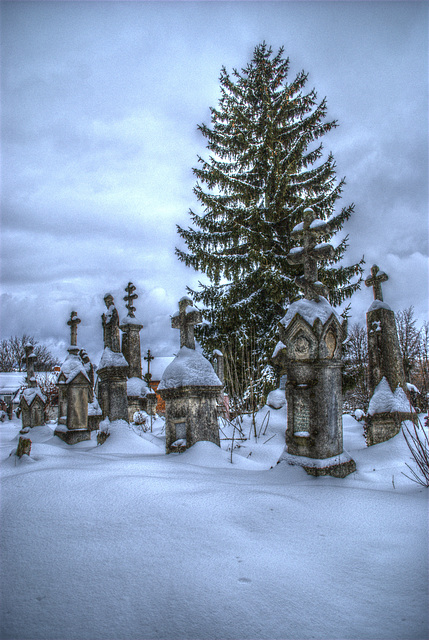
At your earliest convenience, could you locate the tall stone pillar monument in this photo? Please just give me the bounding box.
[364,265,414,445]
[272,208,355,477]
[120,282,143,379]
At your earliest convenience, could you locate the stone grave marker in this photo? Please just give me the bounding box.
[272,208,355,477]
[159,297,222,453]
[364,265,414,445]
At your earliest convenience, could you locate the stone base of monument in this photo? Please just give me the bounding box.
[54,424,91,445]
[364,412,415,447]
[280,449,356,478]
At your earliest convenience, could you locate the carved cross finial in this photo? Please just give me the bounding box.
[365,265,388,301]
[67,311,81,346]
[286,208,335,300]
[144,349,154,375]
[171,296,202,350]
[123,282,138,318]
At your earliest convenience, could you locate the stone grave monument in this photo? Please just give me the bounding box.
[19,343,46,430]
[55,311,92,444]
[120,282,156,421]
[364,265,414,445]
[97,294,129,421]
[272,208,355,477]
[158,296,222,453]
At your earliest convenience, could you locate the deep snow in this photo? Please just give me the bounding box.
[0,406,427,640]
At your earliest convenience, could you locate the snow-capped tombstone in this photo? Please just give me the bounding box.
[97,294,129,422]
[19,343,46,430]
[272,208,355,477]
[364,265,414,445]
[54,311,92,444]
[158,298,222,453]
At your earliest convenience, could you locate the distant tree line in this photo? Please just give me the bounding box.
[343,306,429,412]
[0,335,60,372]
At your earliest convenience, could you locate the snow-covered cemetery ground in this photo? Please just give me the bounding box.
[1,405,428,640]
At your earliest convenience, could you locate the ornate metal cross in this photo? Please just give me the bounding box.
[286,208,335,300]
[123,282,138,318]
[67,311,81,346]
[144,349,154,379]
[171,297,202,350]
[365,265,388,301]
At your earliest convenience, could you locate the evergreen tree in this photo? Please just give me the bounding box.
[177,43,363,394]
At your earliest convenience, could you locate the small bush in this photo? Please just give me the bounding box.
[402,416,429,487]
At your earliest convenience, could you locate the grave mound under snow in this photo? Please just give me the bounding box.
[94,419,163,455]
[158,347,221,390]
[280,296,340,328]
[175,440,266,469]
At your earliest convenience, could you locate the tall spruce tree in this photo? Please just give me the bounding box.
[177,43,363,396]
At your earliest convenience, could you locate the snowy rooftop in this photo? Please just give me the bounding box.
[158,347,222,390]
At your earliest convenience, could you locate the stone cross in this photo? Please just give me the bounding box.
[286,208,335,300]
[67,311,81,346]
[144,349,154,377]
[171,297,202,350]
[365,265,388,301]
[123,282,138,318]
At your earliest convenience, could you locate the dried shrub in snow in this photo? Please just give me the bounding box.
[402,416,429,487]
[97,429,110,446]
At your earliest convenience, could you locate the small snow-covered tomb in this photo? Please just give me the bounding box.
[158,297,222,453]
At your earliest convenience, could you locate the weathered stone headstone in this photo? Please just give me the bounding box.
[159,298,222,453]
[97,294,129,421]
[364,265,414,445]
[19,343,46,430]
[272,208,355,477]
[55,311,92,444]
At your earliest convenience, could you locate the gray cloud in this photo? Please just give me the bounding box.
[1,0,427,363]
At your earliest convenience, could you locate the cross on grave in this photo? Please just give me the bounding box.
[123,282,138,318]
[365,265,388,301]
[286,208,335,300]
[171,297,202,350]
[144,349,154,381]
[67,311,81,346]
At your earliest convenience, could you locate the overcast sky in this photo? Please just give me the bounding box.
[1,0,428,367]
